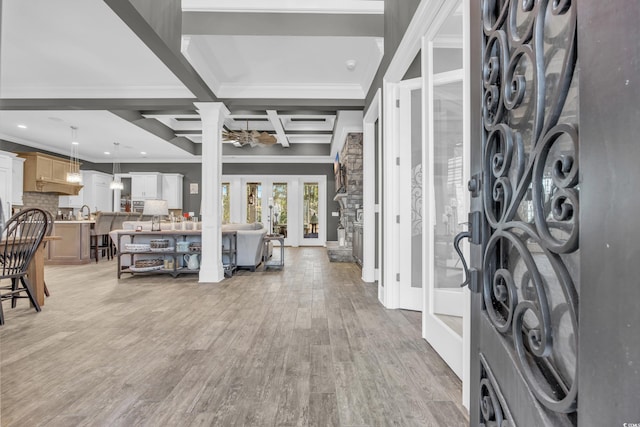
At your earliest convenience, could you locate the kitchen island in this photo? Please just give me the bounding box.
[45,220,94,265]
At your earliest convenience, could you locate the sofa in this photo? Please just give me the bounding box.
[222,222,269,271]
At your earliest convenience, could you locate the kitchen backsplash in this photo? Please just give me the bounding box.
[21,192,59,217]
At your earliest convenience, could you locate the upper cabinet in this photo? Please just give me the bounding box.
[12,156,25,207]
[131,173,162,200]
[162,173,183,209]
[59,170,112,211]
[17,152,82,195]
[0,151,24,221]
[84,171,112,212]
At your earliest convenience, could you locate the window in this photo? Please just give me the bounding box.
[221,182,230,223]
[246,182,262,223]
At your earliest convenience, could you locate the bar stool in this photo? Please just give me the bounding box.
[91,212,115,262]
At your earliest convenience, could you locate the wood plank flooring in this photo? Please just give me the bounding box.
[0,247,468,426]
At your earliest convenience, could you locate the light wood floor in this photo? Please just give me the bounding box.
[0,247,468,426]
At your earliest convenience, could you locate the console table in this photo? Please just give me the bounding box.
[263,234,284,269]
[116,230,202,278]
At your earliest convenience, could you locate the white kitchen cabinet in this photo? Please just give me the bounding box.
[0,154,12,221]
[58,187,84,208]
[59,170,112,211]
[0,150,24,220]
[131,173,162,200]
[162,173,183,209]
[11,156,24,207]
[83,171,113,212]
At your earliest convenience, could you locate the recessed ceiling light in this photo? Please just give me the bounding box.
[140,151,147,155]
[104,151,111,155]
[72,142,79,145]
[17,124,27,129]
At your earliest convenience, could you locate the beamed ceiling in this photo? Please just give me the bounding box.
[0,0,382,164]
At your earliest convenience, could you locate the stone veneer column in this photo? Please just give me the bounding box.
[195,102,229,283]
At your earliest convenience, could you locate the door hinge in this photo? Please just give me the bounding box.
[396,273,400,281]
[396,215,400,223]
[396,157,400,166]
[396,99,400,108]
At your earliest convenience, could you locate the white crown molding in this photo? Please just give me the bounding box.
[0,132,71,159]
[216,83,365,99]
[222,155,333,164]
[182,0,384,14]
[0,85,194,99]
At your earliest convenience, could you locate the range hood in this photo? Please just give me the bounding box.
[33,179,83,195]
[17,152,83,196]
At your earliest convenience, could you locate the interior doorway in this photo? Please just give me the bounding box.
[398,77,424,312]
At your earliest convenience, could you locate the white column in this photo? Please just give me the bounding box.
[195,102,229,283]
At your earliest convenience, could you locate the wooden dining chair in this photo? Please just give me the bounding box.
[0,208,48,325]
[42,210,54,297]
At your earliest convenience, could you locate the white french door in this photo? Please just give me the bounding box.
[421,0,471,405]
[222,175,326,247]
[298,179,325,246]
[398,78,424,311]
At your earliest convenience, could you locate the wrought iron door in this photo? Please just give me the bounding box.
[462,0,580,425]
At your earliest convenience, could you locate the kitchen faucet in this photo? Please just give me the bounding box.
[80,205,91,220]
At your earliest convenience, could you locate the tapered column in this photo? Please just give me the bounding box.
[195,102,229,283]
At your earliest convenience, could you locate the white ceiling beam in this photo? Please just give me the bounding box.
[267,110,290,148]
[183,12,383,37]
[182,0,384,14]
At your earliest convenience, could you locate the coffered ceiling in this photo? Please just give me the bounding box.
[0,0,383,164]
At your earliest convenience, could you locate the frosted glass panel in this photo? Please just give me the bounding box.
[410,89,423,289]
[433,80,464,289]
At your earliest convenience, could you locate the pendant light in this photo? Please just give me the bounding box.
[66,126,82,183]
[110,142,124,190]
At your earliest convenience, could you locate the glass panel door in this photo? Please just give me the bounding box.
[398,79,424,311]
[271,182,287,238]
[302,182,319,239]
[246,182,262,224]
[221,182,230,224]
[422,0,468,383]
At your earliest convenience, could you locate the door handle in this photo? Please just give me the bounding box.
[452,211,482,292]
[453,230,472,288]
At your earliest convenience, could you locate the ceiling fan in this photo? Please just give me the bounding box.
[222,120,278,147]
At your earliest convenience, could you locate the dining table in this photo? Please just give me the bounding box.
[1,235,60,307]
[28,235,61,306]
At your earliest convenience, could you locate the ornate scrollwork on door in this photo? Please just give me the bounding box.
[479,354,515,427]
[481,0,579,416]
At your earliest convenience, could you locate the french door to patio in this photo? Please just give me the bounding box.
[222,175,326,247]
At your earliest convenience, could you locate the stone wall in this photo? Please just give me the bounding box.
[340,133,364,246]
[21,192,59,217]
